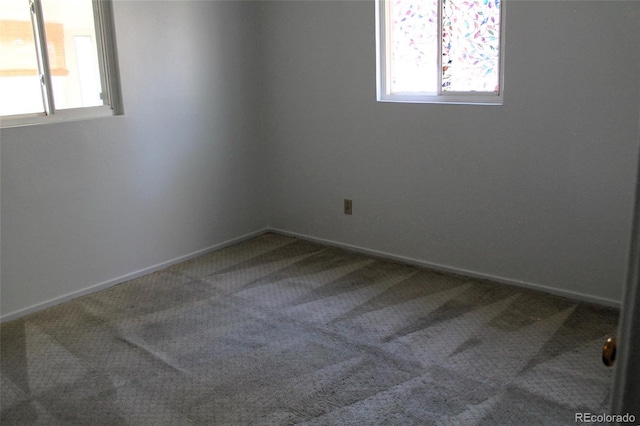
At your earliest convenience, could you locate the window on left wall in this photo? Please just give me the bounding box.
[0,0,122,127]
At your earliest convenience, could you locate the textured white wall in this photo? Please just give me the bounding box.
[0,1,267,318]
[261,0,640,304]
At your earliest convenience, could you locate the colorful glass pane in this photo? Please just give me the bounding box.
[389,0,438,93]
[442,0,501,92]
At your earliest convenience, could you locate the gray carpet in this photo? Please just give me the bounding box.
[1,233,619,425]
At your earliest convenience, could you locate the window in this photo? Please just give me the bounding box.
[0,0,122,127]
[376,0,503,104]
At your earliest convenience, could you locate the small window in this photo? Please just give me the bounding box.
[0,0,122,127]
[376,0,504,104]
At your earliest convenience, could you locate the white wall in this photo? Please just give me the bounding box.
[2,0,639,320]
[261,0,640,304]
[0,1,267,319]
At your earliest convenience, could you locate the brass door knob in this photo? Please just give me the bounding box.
[602,337,616,367]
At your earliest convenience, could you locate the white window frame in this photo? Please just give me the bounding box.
[376,0,505,105]
[0,0,123,128]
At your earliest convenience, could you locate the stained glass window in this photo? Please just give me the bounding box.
[442,0,501,92]
[389,0,438,93]
[378,0,502,103]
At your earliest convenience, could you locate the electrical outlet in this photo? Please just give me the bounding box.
[344,199,352,215]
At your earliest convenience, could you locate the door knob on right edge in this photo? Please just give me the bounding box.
[602,337,616,367]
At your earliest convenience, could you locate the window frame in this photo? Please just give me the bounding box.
[376,0,505,105]
[0,0,123,128]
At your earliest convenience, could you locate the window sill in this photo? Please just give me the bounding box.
[0,105,119,129]
[377,93,503,106]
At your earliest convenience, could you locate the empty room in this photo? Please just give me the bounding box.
[1,0,639,424]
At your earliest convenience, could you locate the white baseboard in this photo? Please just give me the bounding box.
[1,226,619,323]
[0,228,269,323]
[268,228,621,309]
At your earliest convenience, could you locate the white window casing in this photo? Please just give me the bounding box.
[376,0,505,105]
[0,0,123,128]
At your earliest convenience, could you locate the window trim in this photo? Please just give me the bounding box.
[376,0,505,105]
[0,0,123,128]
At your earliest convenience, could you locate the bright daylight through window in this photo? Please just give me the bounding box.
[0,0,121,127]
[377,0,503,104]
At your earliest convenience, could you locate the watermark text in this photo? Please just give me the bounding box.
[575,412,636,424]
